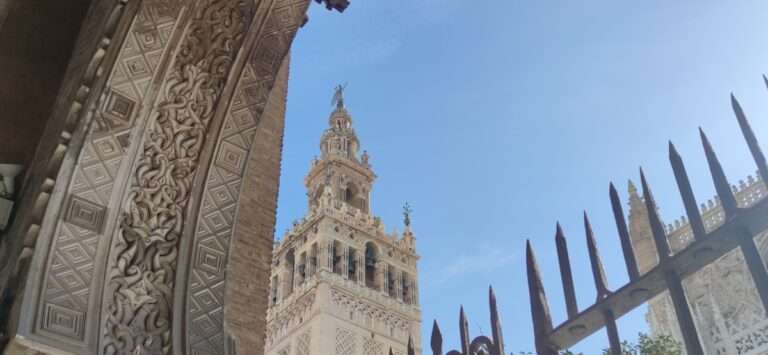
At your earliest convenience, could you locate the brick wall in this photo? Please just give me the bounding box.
[225,55,290,355]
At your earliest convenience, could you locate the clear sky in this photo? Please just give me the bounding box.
[275,1,768,353]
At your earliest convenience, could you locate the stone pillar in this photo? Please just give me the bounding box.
[357,253,365,284]
[342,245,349,279]
[395,270,402,301]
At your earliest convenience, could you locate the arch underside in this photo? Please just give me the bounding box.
[10,0,308,354]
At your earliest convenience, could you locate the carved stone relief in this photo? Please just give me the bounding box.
[335,327,356,355]
[32,0,185,350]
[363,338,384,355]
[295,329,311,355]
[100,0,253,353]
[183,0,308,353]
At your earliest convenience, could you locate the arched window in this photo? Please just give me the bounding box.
[365,242,378,289]
[344,183,366,211]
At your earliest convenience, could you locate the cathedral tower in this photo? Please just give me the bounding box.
[264,88,422,355]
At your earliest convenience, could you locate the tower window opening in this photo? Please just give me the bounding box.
[387,267,397,298]
[309,243,318,277]
[332,240,343,275]
[285,249,295,296]
[365,242,378,289]
[298,252,307,285]
[347,247,358,280]
[270,275,279,305]
[402,271,411,304]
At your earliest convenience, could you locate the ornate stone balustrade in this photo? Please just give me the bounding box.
[665,171,767,252]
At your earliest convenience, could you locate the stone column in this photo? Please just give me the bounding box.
[357,253,365,284]
[342,245,349,279]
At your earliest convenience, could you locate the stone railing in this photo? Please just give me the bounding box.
[275,195,415,253]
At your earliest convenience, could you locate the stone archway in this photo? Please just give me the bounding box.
[0,0,345,354]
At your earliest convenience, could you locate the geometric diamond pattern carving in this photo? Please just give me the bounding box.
[216,141,248,175]
[42,303,85,340]
[37,0,184,347]
[297,330,311,355]
[364,338,384,355]
[64,195,106,233]
[184,1,302,352]
[336,327,356,355]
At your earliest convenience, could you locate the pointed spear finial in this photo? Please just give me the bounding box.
[700,127,739,217]
[431,320,443,355]
[555,223,578,318]
[763,74,768,90]
[389,347,395,355]
[408,336,416,355]
[732,93,768,182]
[526,240,557,355]
[459,306,470,354]
[489,286,505,354]
[640,168,671,260]
[628,179,638,196]
[669,141,706,239]
[609,182,640,281]
[585,212,611,300]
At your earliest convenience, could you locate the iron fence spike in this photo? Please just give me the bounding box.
[732,93,768,183]
[460,306,470,354]
[609,182,640,281]
[431,320,443,355]
[700,127,739,217]
[640,168,672,260]
[555,224,578,318]
[585,212,611,300]
[489,286,505,355]
[408,336,415,355]
[526,240,557,355]
[669,141,706,239]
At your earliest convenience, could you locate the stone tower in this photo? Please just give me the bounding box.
[264,92,422,355]
[627,175,768,354]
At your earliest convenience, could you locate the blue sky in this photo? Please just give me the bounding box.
[275,1,768,353]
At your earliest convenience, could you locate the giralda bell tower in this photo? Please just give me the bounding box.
[264,87,421,355]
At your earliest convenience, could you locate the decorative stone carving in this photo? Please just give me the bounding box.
[335,327,356,355]
[29,0,185,350]
[101,0,252,353]
[64,195,107,233]
[364,338,384,355]
[296,329,311,355]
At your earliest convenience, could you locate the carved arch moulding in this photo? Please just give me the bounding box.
[5,0,316,354]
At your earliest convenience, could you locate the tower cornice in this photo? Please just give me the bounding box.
[304,155,376,187]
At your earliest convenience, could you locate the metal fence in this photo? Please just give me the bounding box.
[430,81,768,355]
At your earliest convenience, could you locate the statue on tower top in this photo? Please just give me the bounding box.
[331,83,347,108]
[403,202,413,227]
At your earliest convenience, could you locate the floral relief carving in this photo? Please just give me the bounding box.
[101,0,251,353]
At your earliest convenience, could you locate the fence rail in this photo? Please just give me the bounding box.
[430,78,768,355]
